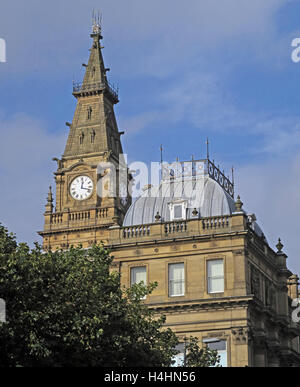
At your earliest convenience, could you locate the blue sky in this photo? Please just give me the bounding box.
[1,0,300,273]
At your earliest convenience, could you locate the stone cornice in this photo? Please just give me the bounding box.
[38,223,114,237]
[147,295,253,313]
[108,230,248,250]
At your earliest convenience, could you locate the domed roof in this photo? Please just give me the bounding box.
[123,176,236,226]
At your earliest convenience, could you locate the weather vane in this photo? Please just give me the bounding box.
[92,9,102,34]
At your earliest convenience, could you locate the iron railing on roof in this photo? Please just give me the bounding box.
[161,158,234,198]
[72,80,119,101]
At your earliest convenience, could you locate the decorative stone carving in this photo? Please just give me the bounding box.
[264,278,276,309]
[232,327,250,344]
[235,195,243,212]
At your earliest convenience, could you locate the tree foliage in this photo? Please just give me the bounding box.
[0,224,219,367]
[183,337,220,367]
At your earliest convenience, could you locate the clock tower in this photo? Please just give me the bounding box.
[39,20,131,251]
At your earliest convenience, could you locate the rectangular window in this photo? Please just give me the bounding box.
[169,263,185,297]
[171,343,185,367]
[131,266,147,286]
[205,339,227,367]
[174,204,183,219]
[131,266,147,299]
[207,259,224,293]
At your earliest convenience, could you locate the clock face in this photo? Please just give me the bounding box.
[70,175,94,201]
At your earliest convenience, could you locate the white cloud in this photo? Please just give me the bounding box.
[0,113,67,245]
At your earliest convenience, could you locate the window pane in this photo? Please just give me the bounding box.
[131,267,146,285]
[208,340,226,351]
[174,205,182,219]
[208,260,224,277]
[207,340,227,367]
[169,263,184,296]
[169,263,184,281]
[207,260,224,293]
[209,278,224,293]
[172,343,185,367]
[218,351,227,367]
[170,280,184,296]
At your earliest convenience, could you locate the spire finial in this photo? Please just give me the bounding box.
[45,186,54,214]
[47,186,53,203]
[92,9,102,35]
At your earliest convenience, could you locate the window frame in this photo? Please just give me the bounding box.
[203,338,228,367]
[168,200,187,222]
[130,266,147,299]
[207,259,225,294]
[168,262,185,297]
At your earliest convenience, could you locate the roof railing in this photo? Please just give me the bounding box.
[161,158,234,198]
[72,80,119,102]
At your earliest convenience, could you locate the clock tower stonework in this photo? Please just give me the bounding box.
[39,22,131,251]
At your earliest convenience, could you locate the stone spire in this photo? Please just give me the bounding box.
[80,16,108,90]
[45,186,53,214]
[63,19,122,161]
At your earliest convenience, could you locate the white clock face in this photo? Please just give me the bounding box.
[70,176,94,201]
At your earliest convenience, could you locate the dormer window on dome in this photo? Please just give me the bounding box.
[169,200,187,221]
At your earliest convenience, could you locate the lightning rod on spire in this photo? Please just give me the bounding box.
[206,138,210,160]
[92,9,102,35]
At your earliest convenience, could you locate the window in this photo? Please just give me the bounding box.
[172,343,185,367]
[169,200,187,221]
[131,267,147,299]
[174,205,183,219]
[207,259,224,293]
[131,266,147,286]
[169,263,185,297]
[204,339,227,367]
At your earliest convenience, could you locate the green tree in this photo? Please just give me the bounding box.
[183,337,220,367]
[0,224,219,367]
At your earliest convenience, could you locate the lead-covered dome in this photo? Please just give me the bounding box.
[123,176,236,226]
